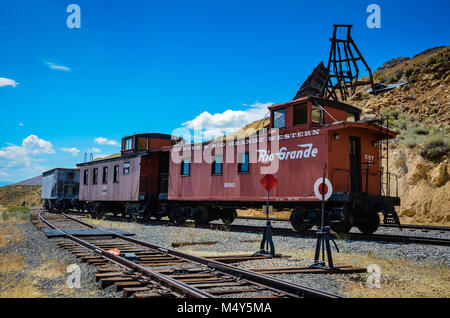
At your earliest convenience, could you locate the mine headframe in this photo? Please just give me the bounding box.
[294,25,376,102]
[324,24,375,101]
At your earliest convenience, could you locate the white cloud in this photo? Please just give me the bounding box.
[88,147,101,153]
[18,123,24,126]
[0,135,55,178]
[182,102,272,140]
[94,137,119,146]
[45,62,71,72]
[0,77,19,87]
[61,147,80,156]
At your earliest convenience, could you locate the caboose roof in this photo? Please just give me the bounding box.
[76,149,164,167]
[269,95,362,114]
[121,133,173,140]
[42,168,78,175]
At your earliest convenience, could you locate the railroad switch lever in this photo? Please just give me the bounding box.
[309,226,339,269]
[254,220,277,257]
[254,174,280,258]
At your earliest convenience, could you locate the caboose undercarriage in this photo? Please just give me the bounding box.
[162,191,400,235]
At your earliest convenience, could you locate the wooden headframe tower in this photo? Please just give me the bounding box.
[324,24,375,101]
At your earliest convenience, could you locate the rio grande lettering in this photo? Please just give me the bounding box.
[257,144,318,163]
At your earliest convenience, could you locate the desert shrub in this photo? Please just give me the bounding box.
[410,122,429,136]
[385,69,404,84]
[405,66,415,78]
[427,56,437,65]
[419,132,450,160]
[374,71,385,82]
[402,134,419,148]
[383,106,401,120]
[1,206,29,221]
[420,141,450,160]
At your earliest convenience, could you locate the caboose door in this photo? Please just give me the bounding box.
[349,136,362,193]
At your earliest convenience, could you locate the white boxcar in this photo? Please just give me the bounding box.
[41,168,80,211]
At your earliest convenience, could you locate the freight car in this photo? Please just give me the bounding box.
[63,95,400,234]
[41,168,80,212]
[166,96,400,234]
[76,133,175,220]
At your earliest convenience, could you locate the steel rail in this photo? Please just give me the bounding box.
[62,212,340,298]
[63,210,450,246]
[236,216,450,232]
[229,223,450,247]
[39,211,214,298]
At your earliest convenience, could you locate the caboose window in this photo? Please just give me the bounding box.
[311,105,323,124]
[181,159,190,176]
[273,108,285,129]
[83,170,88,185]
[346,112,356,122]
[293,102,308,125]
[238,152,250,173]
[123,162,130,174]
[102,167,108,184]
[211,156,222,175]
[125,138,133,150]
[113,165,119,183]
[93,168,98,184]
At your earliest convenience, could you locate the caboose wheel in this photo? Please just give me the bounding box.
[290,208,312,232]
[194,205,210,225]
[356,212,380,235]
[221,208,237,225]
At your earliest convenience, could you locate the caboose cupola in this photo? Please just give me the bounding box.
[120,133,174,155]
[269,96,361,130]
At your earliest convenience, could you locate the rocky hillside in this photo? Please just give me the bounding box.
[353,46,449,124]
[350,46,449,225]
[0,185,42,207]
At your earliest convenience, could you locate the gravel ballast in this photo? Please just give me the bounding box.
[3,212,448,298]
[0,220,121,298]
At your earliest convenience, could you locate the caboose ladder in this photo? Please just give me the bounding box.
[379,115,401,229]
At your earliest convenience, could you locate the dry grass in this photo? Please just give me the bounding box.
[0,206,29,224]
[237,208,291,219]
[0,253,72,298]
[0,254,25,272]
[280,247,450,298]
[0,277,43,298]
[0,224,24,248]
[0,218,74,298]
[178,248,255,257]
[83,217,142,230]
[0,185,41,207]
[32,259,70,279]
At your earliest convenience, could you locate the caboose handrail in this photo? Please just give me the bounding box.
[330,168,398,197]
[331,168,351,192]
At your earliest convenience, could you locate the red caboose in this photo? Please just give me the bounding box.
[166,96,400,234]
[77,133,173,219]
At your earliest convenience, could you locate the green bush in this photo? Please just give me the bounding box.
[419,132,450,160]
[402,134,419,148]
[405,66,415,78]
[2,206,30,221]
[420,141,450,160]
[374,71,385,82]
[427,56,437,65]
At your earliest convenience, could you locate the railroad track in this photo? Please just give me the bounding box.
[31,210,341,298]
[62,210,450,247]
[236,216,450,233]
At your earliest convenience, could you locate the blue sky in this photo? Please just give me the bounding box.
[0,0,449,184]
